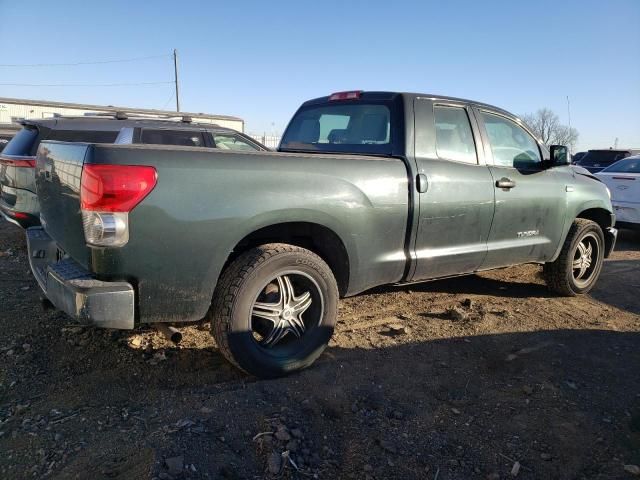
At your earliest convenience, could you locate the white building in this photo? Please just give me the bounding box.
[0,97,244,132]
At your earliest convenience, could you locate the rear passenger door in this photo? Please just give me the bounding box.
[410,99,496,281]
[474,109,566,268]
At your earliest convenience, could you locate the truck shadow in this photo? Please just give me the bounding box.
[41,328,640,480]
[615,228,640,252]
[591,258,640,314]
[387,274,551,299]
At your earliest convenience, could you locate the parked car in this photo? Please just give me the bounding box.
[27,91,616,378]
[0,115,267,228]
[0,137,10,152]
[572,151,587,164]
[575,148,640,173]
[596,155,640,230]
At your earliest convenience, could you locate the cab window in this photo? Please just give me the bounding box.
[434,106,477,164]
[480,112,541,168]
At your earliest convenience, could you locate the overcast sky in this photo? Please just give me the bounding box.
[0,0,638,151]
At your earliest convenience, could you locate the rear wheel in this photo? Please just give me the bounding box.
[209,243,338,378]
[543,219,605,296]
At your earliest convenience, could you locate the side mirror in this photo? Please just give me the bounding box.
[550,145,570,166]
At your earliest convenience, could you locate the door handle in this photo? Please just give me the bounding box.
[496,177,516,190]
[416,173,428,193]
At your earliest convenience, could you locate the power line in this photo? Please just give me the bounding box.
[0,54,171,68]
[0,81,174,87]
[161,91,176,110]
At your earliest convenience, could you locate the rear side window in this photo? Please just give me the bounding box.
[140,129,204,147]
[434,106,477,164]
[48,130,119,143]
[2,126,39,156]
[213,134,260,152]
[579,150,630,167]
[480,112,541,168]
[603,157,640,173]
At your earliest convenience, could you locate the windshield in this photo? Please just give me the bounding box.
[602,156,640,173]
[578,150,630,167]
[280,103,393,155]
[2,126,39,156]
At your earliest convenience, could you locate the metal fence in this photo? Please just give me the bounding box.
[249,134,281,150]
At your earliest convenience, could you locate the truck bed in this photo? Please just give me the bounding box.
[34,141,410,323]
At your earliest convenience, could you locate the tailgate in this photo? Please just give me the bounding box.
[35,141,92,268]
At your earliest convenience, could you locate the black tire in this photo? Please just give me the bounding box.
[543,219,605,296]
[209,243,338,378]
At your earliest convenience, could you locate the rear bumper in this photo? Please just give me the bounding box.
[612,200,639,226]
[0,186,40,228]
[26,227,135,329]
[604,227,617,258]
[1,207,40,229]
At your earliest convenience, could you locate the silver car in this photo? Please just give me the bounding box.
[0,115,267,228]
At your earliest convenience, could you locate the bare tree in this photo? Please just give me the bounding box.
[522,108,579,149]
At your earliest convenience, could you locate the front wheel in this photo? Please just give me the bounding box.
[209,243,338,378]
[543,219,605,296]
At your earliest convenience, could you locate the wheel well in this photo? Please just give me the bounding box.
[226,222,350,296]
[576,207,614,254]
[576,208,611,232]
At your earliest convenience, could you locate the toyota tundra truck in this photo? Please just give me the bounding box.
[26,91,617,378]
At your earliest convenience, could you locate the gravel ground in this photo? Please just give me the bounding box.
[0,217,639,480]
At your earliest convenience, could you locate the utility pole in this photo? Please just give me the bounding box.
[566,95,571,130]
[173,49,180,112]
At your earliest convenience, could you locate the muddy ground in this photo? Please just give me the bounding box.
[0,217,639,480]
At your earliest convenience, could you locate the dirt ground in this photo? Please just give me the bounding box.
[0,218,639,480]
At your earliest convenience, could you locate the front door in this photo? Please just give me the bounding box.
[411,99,496,281]
[475,109,566,269]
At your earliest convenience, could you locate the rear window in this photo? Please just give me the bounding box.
[602,157,640,173]
[140,129,205,147]
[280,103,393,155]
[2,126,39,156]
[48,130,119,143]
[578,150,630,167]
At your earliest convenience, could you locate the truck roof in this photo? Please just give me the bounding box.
[301,91,516,119]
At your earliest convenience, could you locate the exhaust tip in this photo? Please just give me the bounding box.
[156,324,182,345]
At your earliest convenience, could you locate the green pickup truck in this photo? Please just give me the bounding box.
[26,91,617,378]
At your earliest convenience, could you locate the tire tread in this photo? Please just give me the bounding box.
[209,243,334,375]
[543,218,602,296]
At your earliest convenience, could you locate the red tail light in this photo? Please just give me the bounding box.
[0,155,36,168]
[81,164,157,212]
[329,91,362,101]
